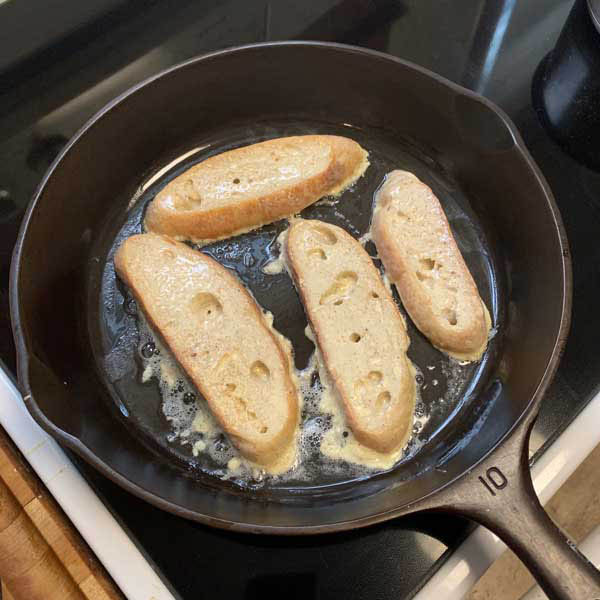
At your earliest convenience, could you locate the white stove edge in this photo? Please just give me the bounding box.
[2,362,599,600]
[522,524,600,599]
[0,368,176,600]
[415,388,600,600]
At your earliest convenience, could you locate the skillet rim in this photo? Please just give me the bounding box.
[9,40,572,534]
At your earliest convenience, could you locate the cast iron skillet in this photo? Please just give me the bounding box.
[10,42,600,599]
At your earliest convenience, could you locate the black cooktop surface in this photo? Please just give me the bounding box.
[2,1,600,598]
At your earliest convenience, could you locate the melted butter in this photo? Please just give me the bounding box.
[159,359,178,387]
[261,227,290,275]
[262,258,286,275]
[358,230,372,246]
[227,457,242,472]
[381,271,394,296]
[191,403,219,436]
[192,440,206,456]
[142,364,153,383]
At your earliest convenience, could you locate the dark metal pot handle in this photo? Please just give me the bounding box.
[426,413,600,599]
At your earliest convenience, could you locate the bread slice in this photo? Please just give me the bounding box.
[144,135,369,244]
[114,233,298,470]
[372,170,491,361]
[285,219,415,454]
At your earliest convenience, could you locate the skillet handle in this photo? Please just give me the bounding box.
[430,414,600,600]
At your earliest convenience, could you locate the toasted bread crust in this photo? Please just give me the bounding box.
[285,219,415,454]
[372,171,491,361]
[144,135,368,243]
[114,233,298,469]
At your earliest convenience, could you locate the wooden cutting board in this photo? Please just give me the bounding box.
[0,425,123,600]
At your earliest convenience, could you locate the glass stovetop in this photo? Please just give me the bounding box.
[2,1,600,598]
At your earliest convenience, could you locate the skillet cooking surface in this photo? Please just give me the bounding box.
[90,118,502,495]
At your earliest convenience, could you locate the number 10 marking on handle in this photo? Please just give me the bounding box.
[478,467,508,496]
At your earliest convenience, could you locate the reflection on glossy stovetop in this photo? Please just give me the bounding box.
[2,1,600,598]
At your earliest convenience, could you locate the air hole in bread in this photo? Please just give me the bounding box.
[171,179,199,211]
[376,391,391,407]
[420,258,435,270]
[215,352,234,372]
[160,249,176,260]
[226,383,236,392]
[416,271,430,282]
[397,210,409,220]
[260,426,268,434]
[371,291,379,299]
[320,271,358,305]
[443,308,458,325]
[235,397,256,418]
[368,371,383,382]
[232,178,240,184]
[233,397,262,428]
[250,360,270,380]
[350,333,361,343]
[173,195,199,211]
[312,225,337,245]
[308,248,327,260]
[337,271,358,284]
[189,292,223,321]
